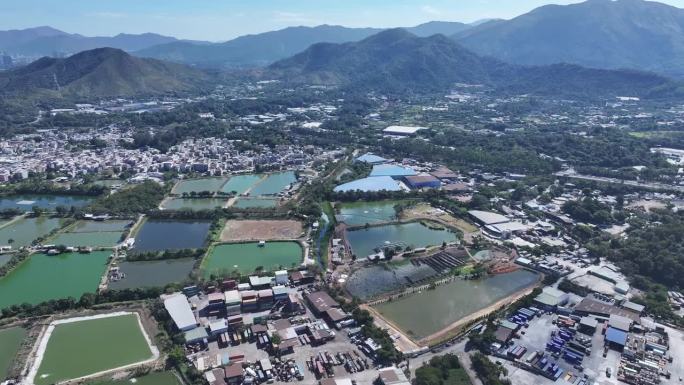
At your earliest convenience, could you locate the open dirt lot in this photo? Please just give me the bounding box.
[220,220,304,242]
[401,203,479,241]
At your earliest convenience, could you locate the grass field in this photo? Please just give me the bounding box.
[34,314,154,385]
[0,327,25,380]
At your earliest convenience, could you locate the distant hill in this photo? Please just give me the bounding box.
[455,0,684,77]
[404,21,471,37]
[136,25,384,69]
[0,27,180,57]
[0,48,208,100]
[136,22,475,69]
[269,29,678,98]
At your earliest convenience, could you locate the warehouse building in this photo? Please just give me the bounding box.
[369,164,417,178]
[382,125,426,137]
[355,153,388,165]
[404,174,441,189]
[334,176,403,193]
[305,291,340,317]
[163,293,198,331]
[468,210,510,226]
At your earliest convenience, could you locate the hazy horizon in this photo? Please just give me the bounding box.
[2,0,684,42]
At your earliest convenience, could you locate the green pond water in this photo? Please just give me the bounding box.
[0,195,94,212]
[234,198,278,209]
[35,314,153,385]
[203,241,303,277]
[172,178,228,194]
[0,327,25,380]
[0,251,110,310]
[221,174,263,195]
[336,200,402,226]
[87,372,183,385]
[132,220,210,254]
[48,231,123,247]
[108,259,195,290]
[249,171,296,195]
[162,198,227,210]
[0,217,65,247]
[346,222,458,258]
[374,269,540,339]
[69,220,132,233]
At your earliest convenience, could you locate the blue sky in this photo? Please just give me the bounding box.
[2,0,684,41]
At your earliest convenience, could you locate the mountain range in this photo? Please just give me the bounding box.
[0,48,208,100]
[269,29,678,98]
[455,0,684,77]
[0,26,179,57]
[6,0,684,77]
[135,22,471,69]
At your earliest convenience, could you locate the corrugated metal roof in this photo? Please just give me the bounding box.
[370,164,417,177]
[334,176,402,192]
[163,293,196,330]
[605,327,628,346]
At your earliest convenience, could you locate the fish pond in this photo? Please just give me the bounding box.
[345,262,440,300]
[131,220,210,254]
[221,174,263,195]
[161,198,227,210]
[0,216,66,248]
[86,372,183,385]
[47,220,130,248]
[203,241,303,277]
[172,177,228,195]
[373,269,540,339]
[0,195,94,212]
[346,221,458,258]
[249,171,296,196]
[335,200,402,226]
[0,251,110,310]
[233,198,278,209]
[0,326,25,380]
[34,314,154,385]
[108,259,195,290]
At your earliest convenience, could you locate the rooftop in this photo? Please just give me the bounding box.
[334,176,403,193]
[163,293,196,330]
[468,210,510,225]
[370,164,417,177]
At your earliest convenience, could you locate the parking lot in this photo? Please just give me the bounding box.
[498,313,622,385]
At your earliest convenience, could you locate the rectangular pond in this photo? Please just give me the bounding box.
[203,241,303,277]
[221,174,263,195]
[336,200,402,226]
[233,198,278,209]
[0,326,25,380]
[346,221,458,258]
[373,269,540,339]
[69,220,132,233]
[48,232,124,248]
[34,313,154,385]
[131,220,210,254]
[161,198,227,211]
[249,171,296,196]
[172,177,228,195]
[0,216,65,248]
[108,259,195,290]
[0,251,110,310]
[0,195,94,212]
